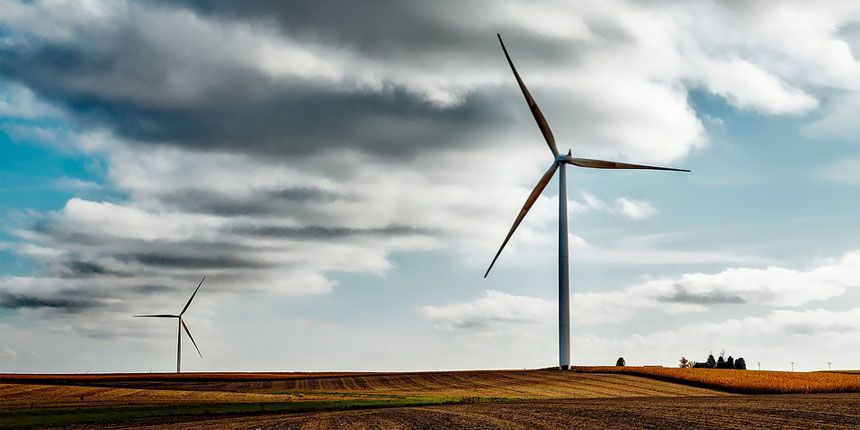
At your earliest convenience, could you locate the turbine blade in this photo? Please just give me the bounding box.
[181,319,203,358]
[133,314,179,318]
[567,157,690,172]
[497,33,560,157]
[180,276,205,316]
[485,162,559,278]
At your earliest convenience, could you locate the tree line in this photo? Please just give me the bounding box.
[680,352,746,369]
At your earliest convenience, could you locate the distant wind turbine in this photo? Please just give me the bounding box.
[485,34,689,370]
[133,277,206,373]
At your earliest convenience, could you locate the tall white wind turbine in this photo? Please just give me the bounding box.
[485,35,689,370]
[133,277,205,373]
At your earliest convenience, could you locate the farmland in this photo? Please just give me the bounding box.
[60,393,860,430]
[574,366,860,394]
[2,368,859,429]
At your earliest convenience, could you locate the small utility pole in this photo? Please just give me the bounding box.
[757,362,761,370]
[828,362,832,371]
[791,361,795,372]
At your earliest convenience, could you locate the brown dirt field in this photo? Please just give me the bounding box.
[0,383,347,412]
[49,393,860,430]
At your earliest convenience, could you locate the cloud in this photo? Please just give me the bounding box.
[0,347,18,360]
[804,94,860,142]
[699,58,818,114]
[421,290,554,330]
[3,0,860,344]
[647,252,860,307]
[818,158,860,185]
[0,291,101,311]
[566,193,657,220]
[422,250,860,332]
[0,81,63,119]
[614,197,657,220]
[0,0,709,164]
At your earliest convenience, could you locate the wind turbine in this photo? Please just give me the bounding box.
[133,277,205,373]
[485,34,689,370]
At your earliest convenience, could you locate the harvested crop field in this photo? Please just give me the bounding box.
[39,393,860,430]
[0,383,348,412]
[2,369,726,402]
[4,368,859,428]
[574,366,860,394]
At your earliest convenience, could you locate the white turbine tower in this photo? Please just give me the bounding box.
[133,277,205,373]
[485,35,689,370]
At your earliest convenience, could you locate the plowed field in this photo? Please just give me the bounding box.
[38,393,860,430]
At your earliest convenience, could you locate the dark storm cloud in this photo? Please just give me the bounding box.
[154,0,583,61]
[62,260,120,278]
[159,187,346,217]
[781,321,859,335]
[129,284,173,295]
[0,20,507,160]
[658,285,747,305]
[0,291,101,312]
[0,0,616,161]
[118,252,269,269]
[233,224,433,240]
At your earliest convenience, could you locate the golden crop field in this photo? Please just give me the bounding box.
[0,383,350,412]
[574,366,860,394]
[230,369,726,399]
[0,372,368,385]
[1,369,725,412]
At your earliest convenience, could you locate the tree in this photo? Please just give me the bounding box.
[679,356,690,368]
[735,357,747,370]
[727,356,735,369]
[706,354,716,368]
[717,355,726,369]
[615,357,626,367]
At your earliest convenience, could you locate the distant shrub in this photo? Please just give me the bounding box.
[735,357,747,370]
[717,355,726,369]
[615,357,626,367]
[679,357,691,368]
[727,356,735,369]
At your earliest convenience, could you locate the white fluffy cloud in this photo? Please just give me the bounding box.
[615,197,657,220]
[421,290,554,330]
[423,250,860,331]
[698,58,818,114]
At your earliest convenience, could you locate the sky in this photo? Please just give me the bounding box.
[1,0,859,373]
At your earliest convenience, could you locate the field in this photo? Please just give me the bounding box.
[61,393,860,430]
[574,366,860,394]
[2,368,859,429]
